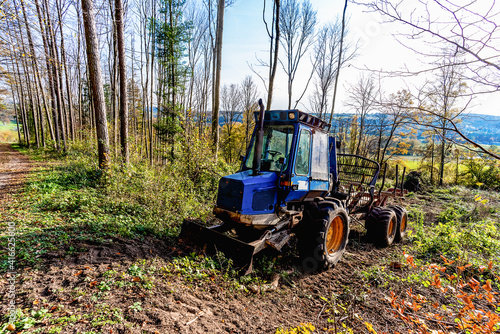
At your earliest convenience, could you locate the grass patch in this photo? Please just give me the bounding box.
[0,122,18,142]
[0,140,235,272]
[407,187,500,266]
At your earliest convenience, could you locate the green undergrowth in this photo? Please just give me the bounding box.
[361,186,500,290]
[0,140,235,272]
[407,186,500,266]
[358,187,500,333]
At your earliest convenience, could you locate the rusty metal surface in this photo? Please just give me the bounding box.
[179,219,268,275]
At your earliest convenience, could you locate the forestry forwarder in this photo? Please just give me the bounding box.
[179,99,408,274]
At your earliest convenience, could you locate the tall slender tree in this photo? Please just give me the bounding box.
[82,0,110,169]
[115,0,129,163]
[212,0,225,153]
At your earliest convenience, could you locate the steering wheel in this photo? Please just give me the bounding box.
[264,150,282,159]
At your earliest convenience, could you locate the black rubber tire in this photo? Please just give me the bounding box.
[387,205,408,243]
[365,207,398,247]
[298,204,349,272]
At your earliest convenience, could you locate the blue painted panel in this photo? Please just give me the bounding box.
[310,180,329,191]
[217,170,278,215]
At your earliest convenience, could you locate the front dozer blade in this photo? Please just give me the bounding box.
[178,219,266,275]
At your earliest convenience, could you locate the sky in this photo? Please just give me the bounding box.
[217,0,500,117]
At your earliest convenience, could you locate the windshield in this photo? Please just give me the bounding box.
[245,125,294,172]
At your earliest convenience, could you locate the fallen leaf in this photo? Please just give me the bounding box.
[390,262,402,270]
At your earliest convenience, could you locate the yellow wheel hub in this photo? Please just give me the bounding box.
[400,215,407,232]
[326,216,344,255]
[388,216,396,237]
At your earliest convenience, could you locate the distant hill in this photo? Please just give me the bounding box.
[212,111,500,146]
[457,113,500,146]
[328,113,500,146]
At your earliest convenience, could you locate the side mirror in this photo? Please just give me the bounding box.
[336,139,341,150]
[278,157,286,164]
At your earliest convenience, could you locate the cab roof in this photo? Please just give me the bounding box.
[254,110,331,132]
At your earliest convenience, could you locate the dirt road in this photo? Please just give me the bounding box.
[0,143,31,197]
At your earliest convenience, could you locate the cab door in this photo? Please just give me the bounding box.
[309,131,329,191]
[287,127,311,201]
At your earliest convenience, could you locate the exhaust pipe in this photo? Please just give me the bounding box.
[252,99,265,176]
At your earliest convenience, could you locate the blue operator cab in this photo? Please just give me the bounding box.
[214,109,338,228]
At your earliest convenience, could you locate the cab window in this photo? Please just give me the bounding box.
[311,132,329,180]
[245,125,294,172]
[295,129,310,175]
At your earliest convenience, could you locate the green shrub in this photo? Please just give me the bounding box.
[409,203,500,264]
[463,158,500,189]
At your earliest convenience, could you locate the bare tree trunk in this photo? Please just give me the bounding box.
[13,102,22,144]
[19,0,46,147]
[24,60,40,148]
[212,0,225,153]
[7,60,22,143]
[11,1,39,148]
[82,0,110,169]
[17,31,40,148]
[35,0,59,150]
[115,0,129,163]
[266,0,280,110]
[44,0,67,151]
[108,0,118,157]
[57,0,76,142]
[439,126,446,186]
[139,0,150,159]
[76,1,83,139]
[329,0,347,125]
[131,34,138,147]
[14,66,30,146]
[430,140,435,185]
[8,45,27,145]
[149,6,156,165]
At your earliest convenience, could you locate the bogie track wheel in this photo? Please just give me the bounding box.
[365,207,398,247]
[299,204,349,272]
[387,205,408,243]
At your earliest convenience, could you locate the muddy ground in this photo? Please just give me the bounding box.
[0,144,494,333]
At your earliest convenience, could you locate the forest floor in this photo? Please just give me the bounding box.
[1,143,500,334]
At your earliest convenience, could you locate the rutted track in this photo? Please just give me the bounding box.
[0,143,31,198]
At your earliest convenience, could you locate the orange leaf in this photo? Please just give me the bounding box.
[460,294,473,308]
[431,274,442,288]
[74,270,82,276]
[488,261,493,270]
[89,281,97,287]
[440,255,454,265]
[132,277,141,282]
